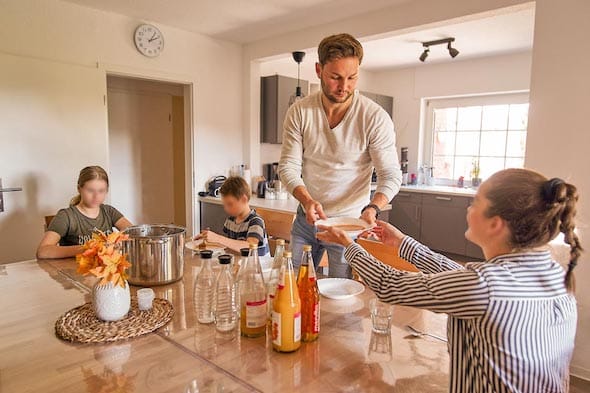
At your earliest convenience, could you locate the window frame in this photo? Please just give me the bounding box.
[423,92,530,186]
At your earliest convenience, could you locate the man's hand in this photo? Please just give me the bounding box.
[360,207,378,225]
[316,225,354,247]
[303,199,327,225]
[360,220,406,248]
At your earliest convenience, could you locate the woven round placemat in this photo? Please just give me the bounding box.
[55,298,174,344]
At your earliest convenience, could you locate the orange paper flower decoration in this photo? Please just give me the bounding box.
[76,231,131,288]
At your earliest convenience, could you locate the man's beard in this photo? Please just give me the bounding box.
[320,79,353,104]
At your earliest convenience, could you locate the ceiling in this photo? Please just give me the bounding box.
[360,7,535,71]
[262,7,535,71]
[62,0,410,44]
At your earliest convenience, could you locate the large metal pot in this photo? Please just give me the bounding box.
[122,224,186,286]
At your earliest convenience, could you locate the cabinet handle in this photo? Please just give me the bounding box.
[435,196,452,201]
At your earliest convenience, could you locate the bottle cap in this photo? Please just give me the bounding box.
[199,250,213,259]
[248,242,258,249]
[284,251,292,258]
[240,248,250,256]
[218,254,232,265]
[276,239,285,245]
[303,245,312,252]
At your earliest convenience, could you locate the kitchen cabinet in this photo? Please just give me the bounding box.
[389,192,421,239]
[360,91,393,118]
[260,75,309,144]
[199,202,226,234]
[389,191,484,259]
[420,194,469,256]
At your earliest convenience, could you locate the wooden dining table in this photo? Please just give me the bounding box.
[0,250,450,392]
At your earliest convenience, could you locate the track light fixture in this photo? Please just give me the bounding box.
[419,37,459,62]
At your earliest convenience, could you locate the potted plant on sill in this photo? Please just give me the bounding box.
[471,160,482,188]
[76,231,132,322]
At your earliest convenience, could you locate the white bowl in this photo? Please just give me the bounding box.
[315,217,374,238]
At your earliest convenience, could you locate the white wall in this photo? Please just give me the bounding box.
[367,51,532,175]
[0,0,243,261]
[526,0,590,379]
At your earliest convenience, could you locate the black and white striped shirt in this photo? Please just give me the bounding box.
[344,237,577,393]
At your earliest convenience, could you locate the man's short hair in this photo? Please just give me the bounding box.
[318,33,363,65]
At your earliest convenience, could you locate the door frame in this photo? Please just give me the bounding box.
[100,63,196,235]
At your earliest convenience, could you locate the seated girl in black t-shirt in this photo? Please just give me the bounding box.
[36,166,132,259]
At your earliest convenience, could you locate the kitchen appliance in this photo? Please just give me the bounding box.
[122,224,186,286]
[263,162,279,183]
[207,176,226,197]
[400,147,409,185]
[256,180,267,198]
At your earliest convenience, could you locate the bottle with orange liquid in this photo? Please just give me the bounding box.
[239,242,267,338]
[296,244,320,342]
[272,251,301,352]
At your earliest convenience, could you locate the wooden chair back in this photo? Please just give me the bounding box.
[356,238,419,272]
[44,215,55,230]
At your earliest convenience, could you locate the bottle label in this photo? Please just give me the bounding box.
[312,302,320,334]
[272,311,281,346]
[294,312,301,342]
[246,299,267,328]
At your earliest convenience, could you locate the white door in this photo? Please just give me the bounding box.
[0,53,107,263]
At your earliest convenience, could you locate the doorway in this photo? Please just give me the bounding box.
[106,75,192,230]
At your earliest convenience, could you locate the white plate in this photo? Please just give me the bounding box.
[185,239,226,253]
[317,278,365,300]
[315,217,374,238]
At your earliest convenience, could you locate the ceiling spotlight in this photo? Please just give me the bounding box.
[447,42,459,58]
[419,48,429,62]
[418,37,459,62]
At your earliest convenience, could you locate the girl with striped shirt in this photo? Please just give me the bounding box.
[317,168,581,393]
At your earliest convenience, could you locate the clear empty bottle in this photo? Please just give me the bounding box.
[194,249,215,324]
[239,243,267,338]
[267,239,286,318]
[215,254,237,332]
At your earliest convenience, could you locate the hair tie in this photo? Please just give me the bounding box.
[542,178,565,203]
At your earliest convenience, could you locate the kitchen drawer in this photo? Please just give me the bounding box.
[394,191,422,204]
[421,194,470,209]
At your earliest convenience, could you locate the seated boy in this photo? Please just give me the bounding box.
[197,176,269,256]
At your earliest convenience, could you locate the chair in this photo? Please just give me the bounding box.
[355,238,419,272]
[256,207,295,256]
[44,215,55,230]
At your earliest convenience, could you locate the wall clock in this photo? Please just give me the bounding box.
[134,24,164,58]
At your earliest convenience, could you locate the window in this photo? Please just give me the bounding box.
[424,94,529,182]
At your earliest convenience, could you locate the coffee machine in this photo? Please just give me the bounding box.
[400,147,409,185]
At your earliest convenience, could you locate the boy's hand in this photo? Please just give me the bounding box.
[195,230,224,244]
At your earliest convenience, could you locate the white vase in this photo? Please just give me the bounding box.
[93,281,131,321]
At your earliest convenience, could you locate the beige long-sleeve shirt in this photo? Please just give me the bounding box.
[278,91,402,217]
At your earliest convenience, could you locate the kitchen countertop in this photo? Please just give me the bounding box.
[199,195,393,213]
[399,185,477,197]
[1,255,450,392]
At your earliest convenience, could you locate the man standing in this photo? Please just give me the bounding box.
[279,33,402,278]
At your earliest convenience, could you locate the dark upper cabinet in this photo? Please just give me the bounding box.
[360,91,393,118]
[260,75,309,144]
